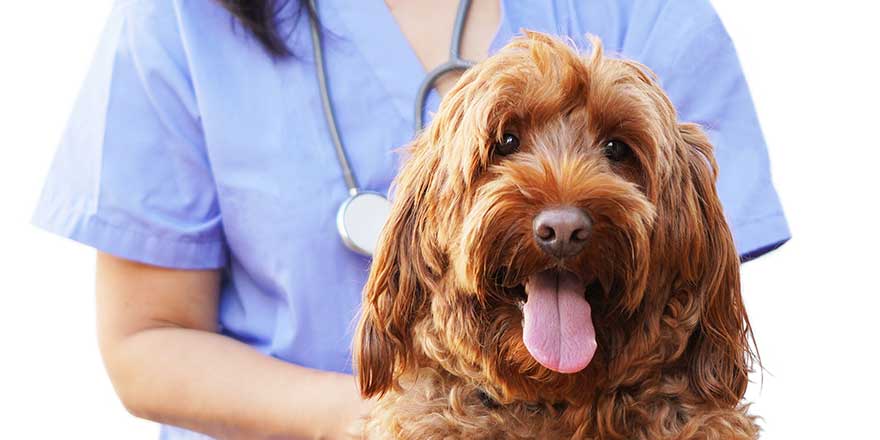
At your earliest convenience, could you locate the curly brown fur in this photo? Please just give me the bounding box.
[355,32,760,440]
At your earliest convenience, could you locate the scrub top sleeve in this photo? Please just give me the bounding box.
[32,2,228,270]
[620,0,791,259]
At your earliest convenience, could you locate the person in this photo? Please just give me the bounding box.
[32,0,789,438]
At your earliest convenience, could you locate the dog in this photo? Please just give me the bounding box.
[354,32,760,440]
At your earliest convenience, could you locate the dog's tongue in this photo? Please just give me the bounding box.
[522,270,596,373]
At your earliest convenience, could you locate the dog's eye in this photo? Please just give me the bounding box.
[603,140,631,162]
[495,133,520,156]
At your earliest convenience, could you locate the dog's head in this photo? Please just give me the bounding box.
[356,32,753,408]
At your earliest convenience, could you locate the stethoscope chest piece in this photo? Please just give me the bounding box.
[336,191,392,256]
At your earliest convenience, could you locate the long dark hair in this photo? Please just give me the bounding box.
[216,0,312,57]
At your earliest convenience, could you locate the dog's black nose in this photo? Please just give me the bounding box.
[533,207,591,258]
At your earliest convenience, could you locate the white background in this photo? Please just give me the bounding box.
[1,1,878,439]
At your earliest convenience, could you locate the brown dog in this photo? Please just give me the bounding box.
[355,32,759,440]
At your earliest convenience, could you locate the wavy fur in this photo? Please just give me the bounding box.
[354,32,759,440]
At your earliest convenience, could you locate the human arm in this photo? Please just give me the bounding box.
[95,252,370,439]
[32,3,371,437]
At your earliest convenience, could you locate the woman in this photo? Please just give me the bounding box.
[33,0,789,438]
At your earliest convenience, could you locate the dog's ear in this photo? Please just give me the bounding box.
[676,123,755,406]
[354,134,446,398]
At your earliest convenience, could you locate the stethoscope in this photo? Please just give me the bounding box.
[307,0,476,256]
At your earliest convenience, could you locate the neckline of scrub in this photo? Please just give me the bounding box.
[321,0,511,136]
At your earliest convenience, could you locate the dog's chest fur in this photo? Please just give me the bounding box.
[363,368,580,439]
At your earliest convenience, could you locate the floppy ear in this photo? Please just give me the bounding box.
[353,58,503,396]
[354,134,446,398]
[677,123,755,406]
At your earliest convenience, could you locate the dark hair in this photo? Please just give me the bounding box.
[216,0,313,58]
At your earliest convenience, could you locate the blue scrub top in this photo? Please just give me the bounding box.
[33,0,789,438]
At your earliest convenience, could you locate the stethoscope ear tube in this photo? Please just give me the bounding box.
[413,0,476,131]
[414,58,475,132]
[307,0,359,194]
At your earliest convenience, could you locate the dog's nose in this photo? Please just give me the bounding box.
[533,207,591,258]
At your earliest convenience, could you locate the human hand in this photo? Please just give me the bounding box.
[316,373,375,440]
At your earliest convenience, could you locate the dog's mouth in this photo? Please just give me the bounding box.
[510,270,597,374]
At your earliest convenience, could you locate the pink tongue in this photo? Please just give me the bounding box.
[522,270,597,373]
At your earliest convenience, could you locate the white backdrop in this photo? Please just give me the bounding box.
[1,1,878,439]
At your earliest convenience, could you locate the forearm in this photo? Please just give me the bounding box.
[103,327,360,439]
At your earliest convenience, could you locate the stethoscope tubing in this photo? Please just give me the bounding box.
[413,0,475,131]
[307,0,359,195]
[308,0,476,191]
[307,0,476,256]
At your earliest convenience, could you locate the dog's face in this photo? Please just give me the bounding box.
[357,33,752,408]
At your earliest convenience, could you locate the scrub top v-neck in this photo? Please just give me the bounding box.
[326,1,511,131]
[32,0,789,438]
